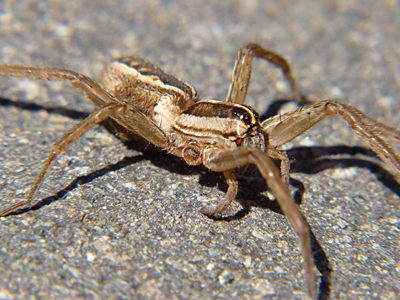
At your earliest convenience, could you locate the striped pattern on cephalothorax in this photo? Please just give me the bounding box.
[174,100,259,142]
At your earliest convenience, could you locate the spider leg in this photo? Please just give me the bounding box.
[268,147,291,185]
[0,103,123,216]
[262,100,400,176]
[226,43,301,104]
[200,149,291,216]
[203,146,317,299]
[200,170,238,216]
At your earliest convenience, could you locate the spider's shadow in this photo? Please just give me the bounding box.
[2,97,400,300]
[0,97,89,120]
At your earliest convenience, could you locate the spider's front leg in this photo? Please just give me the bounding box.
[262,100,400,176]
[226,43,301,104]
[203,146,317,299]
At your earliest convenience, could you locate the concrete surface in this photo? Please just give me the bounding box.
[0,0,399,299]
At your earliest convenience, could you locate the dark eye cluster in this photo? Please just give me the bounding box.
[231,107,253,126]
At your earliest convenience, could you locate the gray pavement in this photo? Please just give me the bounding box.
[0,0,399,299]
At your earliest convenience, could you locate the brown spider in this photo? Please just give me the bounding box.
[1,43,400,298]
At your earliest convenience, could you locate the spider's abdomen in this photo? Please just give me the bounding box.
[99,56,199,129]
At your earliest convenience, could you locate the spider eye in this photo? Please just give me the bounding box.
[231,107,253,126]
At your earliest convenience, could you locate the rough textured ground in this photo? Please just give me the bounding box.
[0,0,399,299]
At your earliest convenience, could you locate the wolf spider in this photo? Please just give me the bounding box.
[1,43,399,298]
